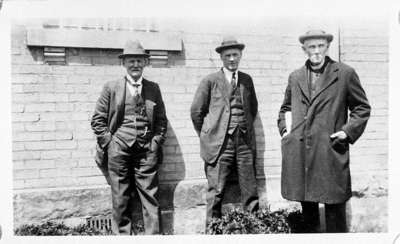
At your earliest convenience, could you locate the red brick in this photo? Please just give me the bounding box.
[24,160,55,169]
[12,104,25,113]
[39,93,69,102]
[25,103,56,112]
[11,74,39,84]
[55,103,74,112]
[14,169,39,179]
[25,122,56,132]
[40,150,71,159]
[12,142,25,152]
[12,93,40,103]
[55,141,77,150]
[40,168,72,178]
[13,151,41,161]
[25,141,56,151]
[12,113,40,122]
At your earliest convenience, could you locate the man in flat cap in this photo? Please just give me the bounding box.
[91,40,168,235]
[191,36,259,228]
[277,30,371,232]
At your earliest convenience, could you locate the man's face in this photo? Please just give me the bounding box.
[220,48,242,72]
[302,38,329,66]
[122,56,147,80]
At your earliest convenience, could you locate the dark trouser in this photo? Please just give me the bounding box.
[301,201,347,233]
[205,129,259,226]
[107,137,161,235]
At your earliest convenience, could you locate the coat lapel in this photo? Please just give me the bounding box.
[310,62,339,103]
[115,78,126,127]
[238,71,246,105]
[295,66,311,103]
[142,79,156,126]
[216,69,232,104]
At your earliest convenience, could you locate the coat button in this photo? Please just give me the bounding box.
[304,116,307,120]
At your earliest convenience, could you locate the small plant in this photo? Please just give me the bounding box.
[206,208,295,234]
[15,221,112,236]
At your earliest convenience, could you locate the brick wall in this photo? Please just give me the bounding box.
[12,18,388,221]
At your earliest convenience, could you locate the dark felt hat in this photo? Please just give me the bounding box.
[118,40,150,58]
[215,36,245,53]
[299,30,334,44]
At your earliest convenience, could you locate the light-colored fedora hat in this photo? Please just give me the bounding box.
[299,30,334,44]
[215,36,245,53]
[118,40,150,58]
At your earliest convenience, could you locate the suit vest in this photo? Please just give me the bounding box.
[227,84,247,135]
[114,88,151,147]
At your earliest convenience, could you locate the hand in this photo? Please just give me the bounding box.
[330,131,348,141]
[150,138,159,152]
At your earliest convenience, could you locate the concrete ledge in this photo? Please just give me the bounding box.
[14,172,387,233]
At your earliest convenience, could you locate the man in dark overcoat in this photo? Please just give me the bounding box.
[91,40,168,235]
[191,36,259,227]
[277,30,371,232]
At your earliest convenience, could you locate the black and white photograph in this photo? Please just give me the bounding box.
[0,0,398,243]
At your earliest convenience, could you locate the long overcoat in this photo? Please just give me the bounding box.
[190,69,258,164]
[277,58,370,204]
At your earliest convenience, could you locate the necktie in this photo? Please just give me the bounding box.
[132,83,140,102]
[231,72,236,89]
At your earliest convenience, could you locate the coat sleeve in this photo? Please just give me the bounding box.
[248,76,258,118]
[91,83,112,149]
[277,76,292,136]
[153,83,168,145]
[341,68,371,144]
[190,78,211,136]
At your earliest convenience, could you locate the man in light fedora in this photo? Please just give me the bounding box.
[277,30,370,232]
[191,36,260,228]
[91,40,168,235]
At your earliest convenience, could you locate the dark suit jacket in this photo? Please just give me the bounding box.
[277,57,370,203]
[91,77,168,183]
[190,69,258,164]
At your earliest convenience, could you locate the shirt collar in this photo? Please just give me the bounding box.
[126,74,143,86]
[222,67,238,84]
[305,56,331,74]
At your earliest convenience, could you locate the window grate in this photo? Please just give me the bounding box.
[44,47,66,65]
[86,215,112,231]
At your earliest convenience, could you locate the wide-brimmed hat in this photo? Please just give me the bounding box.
[215,36,245,53]
[299,30,334,44]
[118,40,150,58]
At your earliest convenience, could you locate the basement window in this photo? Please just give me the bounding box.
[148,50,168,66]
[44,47,66,65]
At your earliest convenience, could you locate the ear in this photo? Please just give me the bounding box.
[145,58,150,66]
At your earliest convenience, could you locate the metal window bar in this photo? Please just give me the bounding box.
[86,215,112,231]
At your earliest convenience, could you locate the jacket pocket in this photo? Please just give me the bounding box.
[330,137,349,154]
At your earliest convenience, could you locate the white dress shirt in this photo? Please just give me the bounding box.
[223,67,238,86]
[126,74,143,96]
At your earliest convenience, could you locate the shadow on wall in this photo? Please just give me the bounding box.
[254,114,267,208]
[130,123,186,234]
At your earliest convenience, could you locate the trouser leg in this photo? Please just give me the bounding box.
[134,147,161,235]
[205,134,235,227]
[235,130,259,212]
[325,202,347,233]
[107,138,134,235]
[300,201,320,233]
